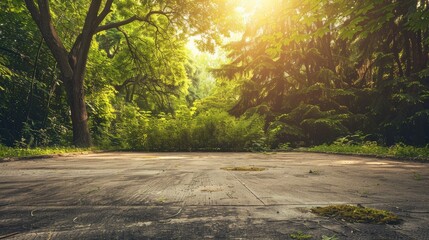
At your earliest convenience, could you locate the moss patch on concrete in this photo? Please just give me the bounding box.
[311,205,401,224]
[289,231,313,240]
[221,166,266,171]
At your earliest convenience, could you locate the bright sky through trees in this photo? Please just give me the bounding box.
[234,0,264,23]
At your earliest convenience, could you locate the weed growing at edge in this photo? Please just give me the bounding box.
[311,205,401,224]
[289,231,313,240]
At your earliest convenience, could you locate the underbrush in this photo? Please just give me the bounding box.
[307,142,429,160]
[0,145,94,159]
[109,106,266,151]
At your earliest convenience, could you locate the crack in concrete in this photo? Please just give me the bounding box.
[227,171,266,206]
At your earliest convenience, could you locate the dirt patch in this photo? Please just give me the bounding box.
[199,186,223,193]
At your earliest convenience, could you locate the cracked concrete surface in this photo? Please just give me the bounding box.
[0,152,428,239]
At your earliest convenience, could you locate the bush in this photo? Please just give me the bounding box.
[267,104,351,147]
[267,121,305,148]
[308,140,429,160]
[87,86,116,147]
[111,105,266,151]
[301,117,349,145]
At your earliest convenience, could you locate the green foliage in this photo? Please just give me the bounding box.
[301,118,348,145]
[1,0,429,149]
[332,131,369,145]
[87,86,117,146]
[0,144,93,159]
[1,0,246,148]
[219,0,429,148]
[110,105,265,151]
[308,141,429,161]
[0,1,73,147]
[289,231,313,240]
[311,205,401,224]
[267,104,350,148]
[388,144,429,159]
[268,121,305,148]
[0,57,13,83]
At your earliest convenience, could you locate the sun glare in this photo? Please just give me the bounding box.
[234,0,263,21]
[234,0,280,24]
[235,6,246,14]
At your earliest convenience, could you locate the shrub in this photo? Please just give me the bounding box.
[111,105,265,151]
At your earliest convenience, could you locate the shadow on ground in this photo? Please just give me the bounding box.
[0,152,428,239]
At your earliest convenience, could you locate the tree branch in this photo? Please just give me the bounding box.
[96,10,173,33]
[81,0,102,35]
[25,0,73,79]
[116,27,139,63]
[69,0,113,65]
[24,0,41,27]
[70,0,104,84]
[97,16,139,33]
[95,0,114,27]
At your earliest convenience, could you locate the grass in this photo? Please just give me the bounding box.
[306,142,429,161]
[413,172,423,181]
[311,205,401,224]
[221,166,266,171]
[289,231,312,240]
[0,145,95,159]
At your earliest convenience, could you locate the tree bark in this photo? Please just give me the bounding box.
[64,74,91,147]
[410,31,424,73]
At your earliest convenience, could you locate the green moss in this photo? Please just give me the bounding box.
[289,231,313,240]
[221,166,266,171]
[413,172,423,181]
[311,205,401,224]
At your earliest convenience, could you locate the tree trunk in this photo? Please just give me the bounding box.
[64,73,92,147]
[392,34,405,77]
[403,33,412,77]
[410,32,424,73]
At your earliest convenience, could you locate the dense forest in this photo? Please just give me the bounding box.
[1,0,428,151]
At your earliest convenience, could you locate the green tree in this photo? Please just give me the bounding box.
[22,0,238,147]
[220,0,429,146]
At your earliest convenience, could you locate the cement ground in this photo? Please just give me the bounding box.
[0,152,428,239]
